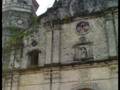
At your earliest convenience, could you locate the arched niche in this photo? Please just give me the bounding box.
[72,83,100,90]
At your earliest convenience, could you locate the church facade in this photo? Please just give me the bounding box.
[2,0,118,90]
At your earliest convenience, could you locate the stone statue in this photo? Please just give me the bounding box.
[80,47,87,59]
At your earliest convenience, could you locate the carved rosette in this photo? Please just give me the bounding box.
[76,22,90,35]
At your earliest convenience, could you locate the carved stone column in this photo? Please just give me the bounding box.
[105,13,117,57]
[45,24,61,64]
[53,25,61,64]
[45,26,53,64]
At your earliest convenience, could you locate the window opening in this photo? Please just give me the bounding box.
[28,50,41,67]
[29,51,38,67]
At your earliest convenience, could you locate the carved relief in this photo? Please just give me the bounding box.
[31,40,37,47]
[73,37,93,61]
[76,22,90,35]
[74,45,93,61]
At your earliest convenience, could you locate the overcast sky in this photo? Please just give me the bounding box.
[36,0,55,16]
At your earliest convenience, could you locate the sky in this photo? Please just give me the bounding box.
[36,0,56,16]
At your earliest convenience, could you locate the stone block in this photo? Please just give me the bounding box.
[4,86,11,90]
[61,70,80,82]
[43,72,50,83]
[19,73,44,86]
[19,85,43,90]
[52,83,60,90]
[89,67,111,80]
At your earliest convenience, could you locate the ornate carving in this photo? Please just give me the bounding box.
[31,40,37,47]
[76,22,90,35]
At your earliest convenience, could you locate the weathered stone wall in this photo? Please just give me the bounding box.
[39,0,118,23]
[19,8,118,68]
[3,0,118,70]
[3,60,118,90]
[20,24,46,68]
[2,0,118,90]
[60,17,108,64]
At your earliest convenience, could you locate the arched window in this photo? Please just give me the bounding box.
[27,49,41,67]
[79,88,93,90]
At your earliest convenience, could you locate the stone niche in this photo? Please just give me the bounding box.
[73,36,93,62]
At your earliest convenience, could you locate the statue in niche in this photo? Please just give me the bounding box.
[80,47,87,59]
[74,45,93,61]
[73,36,93,61]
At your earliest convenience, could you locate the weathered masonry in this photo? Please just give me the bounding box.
[2,0,118,90]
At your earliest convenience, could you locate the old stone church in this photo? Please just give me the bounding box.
[2,0,118,90]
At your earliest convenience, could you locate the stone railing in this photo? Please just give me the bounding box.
[2,2,31,10]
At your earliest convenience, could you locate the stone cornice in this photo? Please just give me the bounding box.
[2,59,118,76]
